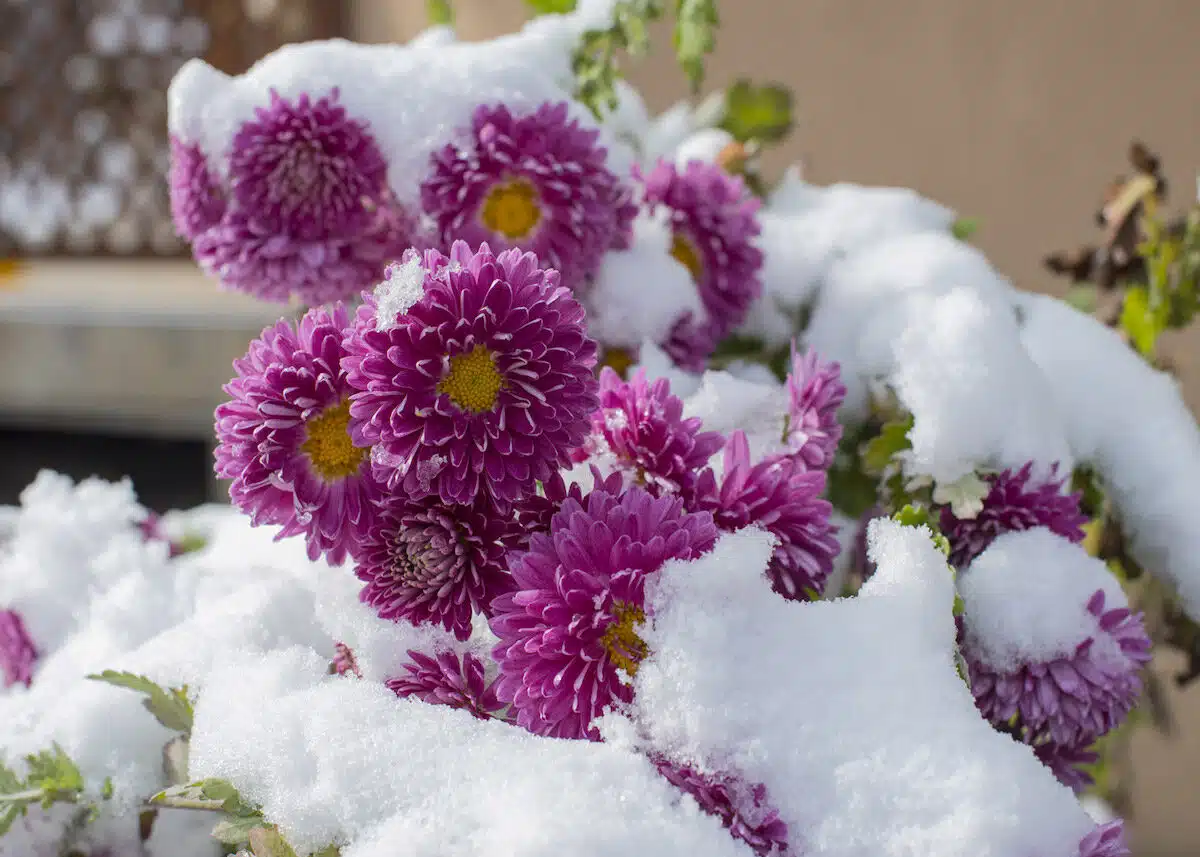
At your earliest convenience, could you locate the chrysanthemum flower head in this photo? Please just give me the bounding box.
[784,344,846,470]
[421,101,636,291]
[490,485,718,739]
[966,588,1151,748]
[187,89,413,305]
[354,493,517,641]
[168,136,225,239]
[344,241,599,509]
[387,649,505,721]
[940,462,1087,568]
[0,608,37,688]
[1078,820,1131,857]
[513,465,626,544]
[1031,738,1098,794]
[654,757,792,857]
[689,430,839,600]
[637,158,763,348]
[214,303,382,565]
[583,367,724,496]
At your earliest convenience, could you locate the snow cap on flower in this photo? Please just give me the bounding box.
[653,757,792,856]
[343,241,599,509]
[960,529,1152,748]
[940,462,1088,568]
[637,158,763,351]
[421,101,636,291]
[386,649,506,721]
[186,88,412,305]
[784,344,846,470]
[0,607,37,688]
[354,494,517,641]
[583,367,724,496]
[214,303,383,565]
[689,430,839,600]
[490,485,718,739]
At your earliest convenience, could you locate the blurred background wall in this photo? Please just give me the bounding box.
[2,0,1198,852]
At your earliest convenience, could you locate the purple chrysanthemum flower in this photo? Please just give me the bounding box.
[190,89,413,305]
[784,344,846,471]
[940,463,1088,568]
[490,486,718,740]
[513,466,626,545]
[654,758,791,856]
[386,649,506,721]
[214,303,382,565]
[689,431,839,601]
[1078,820,1131,857]
[1031,738,1098,794]
[344,242,599,509]
[637,159,763,345]
[966,588,1152,748]
[194,205,413,306]
[661,311,718,374]
[421,101,636,292]
[329,642,362,678]
[168,136,225,239]
[0,608,37,688]
[583,367,724,496]
[355,494,516,641]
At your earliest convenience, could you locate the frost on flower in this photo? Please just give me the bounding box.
[959,529,1151,752]
[372,254,427,330]
[623,523,1119,857]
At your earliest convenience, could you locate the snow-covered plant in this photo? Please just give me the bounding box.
[4,1,1198,855]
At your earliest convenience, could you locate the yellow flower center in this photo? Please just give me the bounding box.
[599,347,635,379]
[301,400,368,480]
[438,344,504,414]
[480,178,542,240]
[600,601,648,677]
[670,231,704,283]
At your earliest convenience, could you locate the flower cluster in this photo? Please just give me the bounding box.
[147,22,1164,856]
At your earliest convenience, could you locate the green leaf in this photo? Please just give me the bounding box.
[1064,284,1099,314]
[23,744,85,805]
[673,0,718,91]
[88,670,193,735]
[151,778,260,817]
[525,0,577,12]
[891,504,951,557]
[427,0,455,26]
[1119,285,1167,357]
[0,762,24,836]
[951,217,979,241]
[719,80,793,144]
[212,815,266,847]
[249,826,299,857]
[861,414,914,476]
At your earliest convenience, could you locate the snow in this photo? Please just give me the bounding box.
[373,255,427,329]
[682,368,788,463]
[672,128,737,167]
[1018,292,1200,618]
[958,528,1128,670]
[630,340,703,399]
[168,36,608,210]
[623,523,1098,857]
[585,213,703,348]
[189,649,751,857]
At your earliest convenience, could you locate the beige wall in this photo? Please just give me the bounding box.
[354,2,1200,852]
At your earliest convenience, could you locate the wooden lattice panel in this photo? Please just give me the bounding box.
[0,0,343,258]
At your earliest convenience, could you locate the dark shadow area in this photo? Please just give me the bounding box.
[0,427,210,513]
